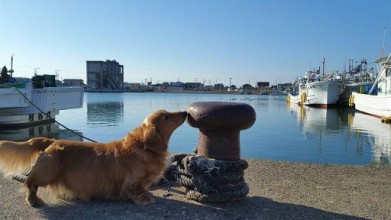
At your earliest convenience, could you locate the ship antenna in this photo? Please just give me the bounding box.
[344,50,347,74]
[381,23,386,56]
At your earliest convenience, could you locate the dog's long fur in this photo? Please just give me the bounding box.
[0,110,187,207]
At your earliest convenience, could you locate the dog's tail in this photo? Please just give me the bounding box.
[0,137,55,176]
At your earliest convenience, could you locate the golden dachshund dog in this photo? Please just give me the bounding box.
[0,110,187,207]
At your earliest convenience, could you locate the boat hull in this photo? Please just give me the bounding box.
[288,80,342,107]
[340,82,374,106]
[287,93,301,104]
[0,82,83,127]
[303,80,342,106]
[0,82,31,108]
[0,111,58,129]
[352,92,391,117]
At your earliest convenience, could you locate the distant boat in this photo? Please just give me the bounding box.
[288,58,342,107]
[287,77,306,104]
[0,62,83,128]
[352,53,391,118]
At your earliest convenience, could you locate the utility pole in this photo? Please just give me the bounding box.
[34,68,40,75]
[9,55,14,77]
[55,70,60,80]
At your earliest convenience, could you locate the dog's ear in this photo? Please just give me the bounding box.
[143,125,168,153]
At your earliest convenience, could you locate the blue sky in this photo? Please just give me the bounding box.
[1,0,390,86]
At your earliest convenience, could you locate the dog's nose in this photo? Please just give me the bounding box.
[182,111,188,118]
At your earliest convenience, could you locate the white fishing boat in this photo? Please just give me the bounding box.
[302,78,342,107]
[287,77,306,104]
[287,58,342,107]
[0,59,83,128]
[352,53,391,118]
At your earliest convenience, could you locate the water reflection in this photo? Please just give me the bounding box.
[0,123,83,141]
[290,104,341,132]
[287,102,391,165]
[349,111,391,165]
[26,92,388,166]
[87,102,124,126]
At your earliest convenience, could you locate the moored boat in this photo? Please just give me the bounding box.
[352,53,391,118]
[0,61,83,128]
[287,77,306,105]
[302,78,342,107]
[288,58,342,107]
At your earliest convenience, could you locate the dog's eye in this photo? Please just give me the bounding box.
[164,115,169,120]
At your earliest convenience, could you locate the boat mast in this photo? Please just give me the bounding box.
[381,24,386,56]
[369,53,391,94]
[322,57,325,77]
[344,51,347,74]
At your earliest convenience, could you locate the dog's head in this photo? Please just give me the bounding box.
[142,110,187,153]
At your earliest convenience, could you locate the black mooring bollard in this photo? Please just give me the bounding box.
[186,102,256,161]
[169,101,257,202]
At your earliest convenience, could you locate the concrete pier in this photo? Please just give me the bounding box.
[0,159,390,219]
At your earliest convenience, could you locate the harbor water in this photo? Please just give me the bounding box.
[1,92,390,166]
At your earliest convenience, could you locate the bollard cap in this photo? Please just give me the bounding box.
[186,102,256,130]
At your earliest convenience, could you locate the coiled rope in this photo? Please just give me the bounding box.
[164,152,249,203]
[12,86,97,143]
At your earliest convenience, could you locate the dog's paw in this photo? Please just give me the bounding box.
[133,193,156,205]
[26,196,46,208]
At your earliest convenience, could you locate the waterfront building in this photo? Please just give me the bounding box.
[86,60,124,90]
[228,85,237,91]
[278,83,293,90]
[257,82,270,94]
[214,83,224,90]
[166,82,185,91]
[63,79,84,87]
[124,82,143,92]
[242,83,253,91]
[204,85,214,91]
[185,82,203,90]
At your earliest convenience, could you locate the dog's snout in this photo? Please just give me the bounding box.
[182,111,188,118]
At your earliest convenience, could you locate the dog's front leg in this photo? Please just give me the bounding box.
[127,184,155,205]
[25,182,45,207]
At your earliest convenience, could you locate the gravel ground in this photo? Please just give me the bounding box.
[0,159,390,220]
